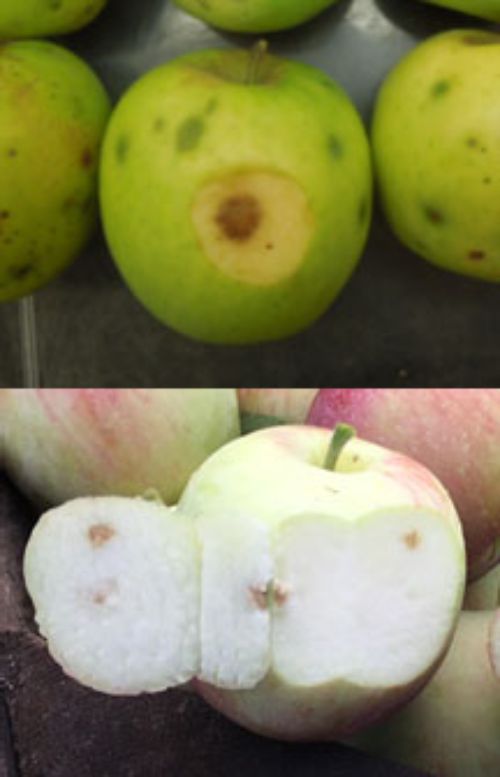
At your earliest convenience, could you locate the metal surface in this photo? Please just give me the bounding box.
[0,0,497,386]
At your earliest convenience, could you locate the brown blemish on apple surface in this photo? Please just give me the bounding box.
[216,195,261,242]
[81,148,93,168]
[463,33,500,46]
[250,580,289,609]
[469,250,486,261]
[403,530,421,550]
[88,523,115,547]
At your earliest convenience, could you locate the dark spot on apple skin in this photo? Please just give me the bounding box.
[466,137,478,148]
[328,135,344,159]
[483,178,492,185]
[431,80,451,98]
[115,135,130,164]
[469,250,486,261]
[423,205,444,225]
[463,33,500,46]
[81,148,93,168]
[153,117,166,133]
[9,263,34,280]
[48,0,63,9]
[205,98,219,115]
[6,148,18,158]
[216,195,261,242]
[176,116,205,152]
[0,210,9,220]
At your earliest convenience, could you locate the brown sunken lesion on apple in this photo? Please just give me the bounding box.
[463,33,500,46]
[430,79,452,98]
[423,205,445,225]
[403,530,421,550]
[216,194,262,242]
[88,523,116,548]
[468,249,486,261]
[114,134,130,164]
[176,116,205,153]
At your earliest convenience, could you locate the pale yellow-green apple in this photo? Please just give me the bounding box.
[172,0,340,33]
[0,389,239,507]
[180,425,465,738]
[100,45,372,344]
[348,610,500,777]
[372,29,500,281]
[420,0,500,21]
[238,389,319,430]
[23,426,466,726]
[0,0,107,38]
[0,41,110,301]
[464,565,499,610]
[308,389,500,579]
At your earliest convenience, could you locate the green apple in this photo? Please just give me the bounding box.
[349,610,500,777]
[172,0,340,33]
[0,389,240,506]
[23,425,466,726]
[420,0,500,21]
[372,29,500,281]
[0,0,107,38]
[100,45,372,344]
[0,41,110,302]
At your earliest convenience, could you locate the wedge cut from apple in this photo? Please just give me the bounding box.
[23,496,200,695]
[181,425,466,738]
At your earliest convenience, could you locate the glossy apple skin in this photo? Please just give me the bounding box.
[421,0,500,21]
[100,48,372,344]
[0,389,239,507]
[0,41,110,301]
[308,389,500,579]
[0,0,107,37]
[373,29,500,281]
[349,611,500,777]
[173,0,339,32]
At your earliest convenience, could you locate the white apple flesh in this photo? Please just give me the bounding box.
[23,426,465,741]
[181,425,465,738]
[23,496,200,695]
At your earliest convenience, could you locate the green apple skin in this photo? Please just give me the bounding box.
[349,611,500,777]
[100,48,372,345]
[421,0,500,21]
[238,389,319,429]
[0,389,240,507]
[173,0,340,33]
[0,0,107,38]
[373,29,500,282]
[0,41,110,302]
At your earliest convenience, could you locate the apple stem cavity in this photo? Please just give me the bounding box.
[245,39,269,85]
[324,423,357,471]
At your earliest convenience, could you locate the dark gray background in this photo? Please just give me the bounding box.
[0,0,497,387]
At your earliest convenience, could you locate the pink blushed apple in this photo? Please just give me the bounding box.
[0,389,239,506]
[308,389,500,579]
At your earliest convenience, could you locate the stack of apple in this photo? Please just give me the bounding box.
[1,388,498,776]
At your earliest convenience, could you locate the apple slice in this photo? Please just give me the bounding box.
[181,425,466,738]
[23,496,199,695]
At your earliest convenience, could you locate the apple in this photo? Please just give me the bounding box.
[348,610,500,777]
[308,389,500,580]
[238,389,319,431]
[23,425,466,738]
[420,0,500,21]
[100,44,372,344]
[0,0,107,38]
[0,41,110,302]
[179,425,465,738]
[0,389,240,507]
[172,0,340,33]
[372,29,500,281]
[23,496,201,695]
[464,564,499,611]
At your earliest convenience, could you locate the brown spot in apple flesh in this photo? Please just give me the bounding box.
[216,195,261,241]
[403,530,421,550]
[88,523,115,547]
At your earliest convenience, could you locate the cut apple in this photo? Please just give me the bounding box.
[23,496,200,695]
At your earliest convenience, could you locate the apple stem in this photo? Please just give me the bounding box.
[324,423,357,471]
[246,40,269,85]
